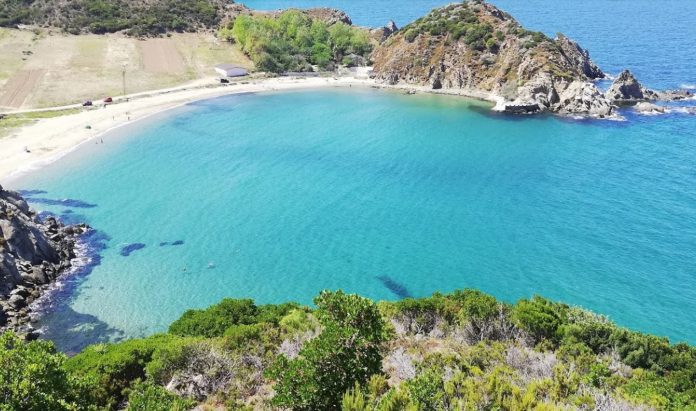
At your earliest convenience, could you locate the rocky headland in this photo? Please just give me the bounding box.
[0,184,87,338]
[370,0,691,117]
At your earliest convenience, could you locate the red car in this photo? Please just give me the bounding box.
[103,97,113,103]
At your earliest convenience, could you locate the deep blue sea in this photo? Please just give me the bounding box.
[7,0,696,352]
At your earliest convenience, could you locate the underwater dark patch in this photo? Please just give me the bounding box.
[376,275,412,299]
[28,197,97,208]
[159,240,185,247]
[120,243,146,256]
[17,189,48,196]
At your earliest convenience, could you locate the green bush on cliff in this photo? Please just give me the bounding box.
[0,331,95,411]
[168,298,297,337]
[225,10,372,73]
[268,290,387,410]
[66,334,188,408]
[126,380,194,411]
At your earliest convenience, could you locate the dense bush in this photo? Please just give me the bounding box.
[268,290,387,410]
[65,334,187,408]
[399,1,552,53]
[224,10,372,73]
[0,332,95,411]
[168,298,297,337]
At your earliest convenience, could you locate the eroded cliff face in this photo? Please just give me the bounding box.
[370,0,615,117]
[0,184,86,337]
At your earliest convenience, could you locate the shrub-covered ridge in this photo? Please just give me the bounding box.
[219,9,373,73]
[0,0,235,36]
[2,289,695,410]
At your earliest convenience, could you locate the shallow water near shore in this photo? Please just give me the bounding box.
[8,87,696,351]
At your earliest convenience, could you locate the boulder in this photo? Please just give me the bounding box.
[605,70,658,103]
[654,89,693,101]
[8,293,26,309]
[554,81,614,117]
[0,188,86,336]
[634,102,666,114]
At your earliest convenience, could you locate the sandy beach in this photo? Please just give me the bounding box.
[0,76,371,182]
[0,74,500,182]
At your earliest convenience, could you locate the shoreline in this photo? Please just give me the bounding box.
[0,74,500,184]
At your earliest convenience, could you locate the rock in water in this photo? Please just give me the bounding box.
[0,185,87,334]
[605,69,658,103]
[634,102,666,115]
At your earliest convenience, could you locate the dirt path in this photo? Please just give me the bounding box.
[140,39,186,74]
[0,69,45,108]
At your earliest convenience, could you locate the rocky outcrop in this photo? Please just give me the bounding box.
[605,70,658,103]
[0,184,86,338]
[373,20,399,43]
[554,80,614,116]
[634,102,666,115]
[555,34,604,80]
[371,1,616,117]
[303,8,352,25]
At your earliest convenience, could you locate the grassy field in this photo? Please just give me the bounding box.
[0,29,253,109]
[0,108,81,138]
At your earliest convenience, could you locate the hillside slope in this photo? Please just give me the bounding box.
[0,0,237,36]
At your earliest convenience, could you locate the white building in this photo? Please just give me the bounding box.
[214,64,248,77]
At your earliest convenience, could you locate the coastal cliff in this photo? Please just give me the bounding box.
[0,184,85,338]
[371,1,616,116]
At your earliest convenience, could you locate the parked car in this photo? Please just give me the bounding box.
[103,97,113,103]
[82,100,93,106]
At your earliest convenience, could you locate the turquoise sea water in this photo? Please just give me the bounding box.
[6,0,696,352]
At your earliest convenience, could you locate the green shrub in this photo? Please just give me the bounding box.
[230,10,372,73]
[512,296,566,345]
[0,332,94,411]
[126,380,194,411]
[66,334,182,408]
[268,290,387,410]
[168,298,258,337]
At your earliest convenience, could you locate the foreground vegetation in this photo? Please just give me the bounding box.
[2,289,696,410]
[219,10,373,73]
[0,0,230,36]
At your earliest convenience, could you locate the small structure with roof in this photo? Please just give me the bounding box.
[214,64,248,78]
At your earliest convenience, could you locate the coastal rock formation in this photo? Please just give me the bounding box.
[555,34,605,80]
[605,70,657,103]
[371,1,615,116]
[304,8,352,26]
[0,184,86,338]
[634,102,666,115]
[604,70,694,105]
[373,20,399,43]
